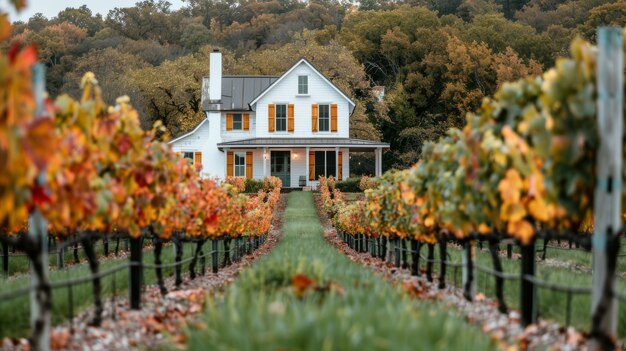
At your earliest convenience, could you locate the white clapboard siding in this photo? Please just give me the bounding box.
[254,62,350,139]
[170,112,225,179]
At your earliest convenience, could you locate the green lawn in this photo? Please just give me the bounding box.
[0,239,234,338]
[185,192,496,351]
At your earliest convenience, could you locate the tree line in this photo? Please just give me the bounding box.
[6,0,625,169]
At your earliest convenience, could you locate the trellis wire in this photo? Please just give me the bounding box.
[0,234,268,342]
[338,232,623,332]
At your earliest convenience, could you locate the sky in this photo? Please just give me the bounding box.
[4,0,186,22]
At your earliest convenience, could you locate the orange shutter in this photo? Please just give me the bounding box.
[309,151,315,180]
[338,151,342,180]
[311,104,318,132]
[226,114,233,131]
[288,104,294,132]
[268,104,275,132]
[330,104,338,132]
[246,151,253,179]
[194,151,202,167]
[243,113,250,131]
[227,151,234,177]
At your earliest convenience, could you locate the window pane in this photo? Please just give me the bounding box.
[183,152,194,164]
[326,151,336,178]
[318,104,329,132]
[233,114,242,130]
[298,75,308,94]
[235,153,246,177]
[314,151,325,179]
[276,104,287,131]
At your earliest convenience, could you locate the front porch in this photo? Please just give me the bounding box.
[218,138,390,188]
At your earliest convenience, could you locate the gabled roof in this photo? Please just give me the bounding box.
[202,75,278,111]
[168,118,208,144]
[248,58,356,113]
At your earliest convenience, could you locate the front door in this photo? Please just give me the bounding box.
[271,151,291,187]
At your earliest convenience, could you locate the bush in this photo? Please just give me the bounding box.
[263,176,282,191]
[335,177,361,192]
[244,178,264,193]
[318,176,336,192]
[359,175,378,191]
[224,176,245,193]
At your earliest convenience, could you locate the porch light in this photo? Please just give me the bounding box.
[263,152,268,160]
[293,152,299,160]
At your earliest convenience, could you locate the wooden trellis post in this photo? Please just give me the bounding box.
[591,26,623,350]
[462,240,475,301]
[2,242,8,277]
[29,63,51,351]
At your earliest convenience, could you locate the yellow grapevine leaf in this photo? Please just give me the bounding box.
[528,197,549,222]
[498,169,523,203]
[399,181,415,205]
[500,202,526,222]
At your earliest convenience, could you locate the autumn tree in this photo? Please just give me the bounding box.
[181,21,212,52]
[12,21,86,66]
[11,21,87,95]
[53,5,104,35]
[126,46,238,135]
[60,47,148,112]
[578,1,626,39]
[237,30,380,140]
[106,0,185,45]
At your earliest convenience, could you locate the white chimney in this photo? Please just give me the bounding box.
[209,49,222,105]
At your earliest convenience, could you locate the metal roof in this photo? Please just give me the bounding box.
[217,138,390,151]
[202,75,279,111]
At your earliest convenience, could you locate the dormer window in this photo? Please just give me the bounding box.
[298,75,308,95]
[232,113,243,130]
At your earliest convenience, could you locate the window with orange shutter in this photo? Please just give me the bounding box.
[232,114,243,130]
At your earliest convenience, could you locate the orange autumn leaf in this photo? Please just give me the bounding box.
[11,44,37,71]
[292,274,316,298]
[478,223,491,234]
[424,216,435,228]
[507,220,534,245]
[0,14,11,41]
[22,117,58,170]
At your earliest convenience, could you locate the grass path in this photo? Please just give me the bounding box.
[186,192,496,351]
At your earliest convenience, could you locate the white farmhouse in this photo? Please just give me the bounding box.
[169,49,389,188]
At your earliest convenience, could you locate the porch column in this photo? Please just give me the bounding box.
[263,147,268,178]
[375,148,382,177]
[224,147,229,180]
[305,147,310,187]
[335,147,339,180]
